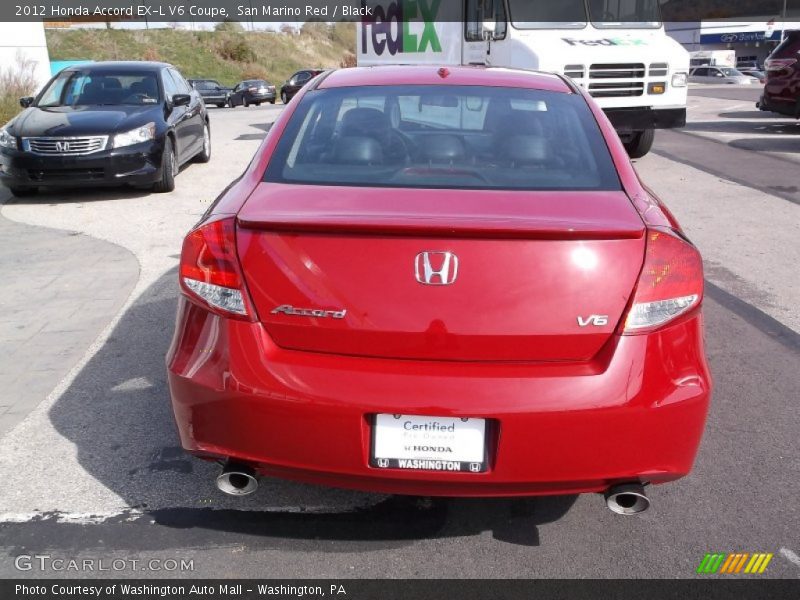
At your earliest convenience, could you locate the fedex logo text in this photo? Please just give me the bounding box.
[562,37,648,47]
[360,0,442,55]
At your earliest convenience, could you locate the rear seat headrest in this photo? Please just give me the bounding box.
[419,134,466,164]
[332,136,383,165]
[504,135,550,165]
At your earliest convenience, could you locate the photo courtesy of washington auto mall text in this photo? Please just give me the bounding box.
[15,584,348,597]
[0,0,799,599]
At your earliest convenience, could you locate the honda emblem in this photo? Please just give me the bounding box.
[414,252,459,286]
[55,141,70,153]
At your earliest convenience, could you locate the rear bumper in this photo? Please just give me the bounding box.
[757,89,799,117]
[604,107,686,132]
[167,297,711,496]
[247,92,276,103]
[166,298,712,497]
[200,94,229,105]
[0,140,163,189]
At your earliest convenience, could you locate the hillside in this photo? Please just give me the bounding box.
[44,23,356,88]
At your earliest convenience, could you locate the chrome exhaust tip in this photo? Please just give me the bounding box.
[216,462,259,496]
[604,483,650,515]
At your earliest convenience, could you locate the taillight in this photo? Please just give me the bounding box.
[623,229,703,334]
[764,58,797,73]
[179,217,253,319]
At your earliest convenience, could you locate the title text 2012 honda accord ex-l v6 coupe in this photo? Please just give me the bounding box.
[167,66,712,515]
[0,61,210,197]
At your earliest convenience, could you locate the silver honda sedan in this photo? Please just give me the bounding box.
[689,66,754,85]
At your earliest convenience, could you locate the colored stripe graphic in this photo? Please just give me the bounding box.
[720,554,737,573]
[759,554,773,572]
[745,554,761,573]
[724,553,749,573]
[699,553,774,574]
[734,553,749,573]
[697,553,726,574]
[696,554,712,573]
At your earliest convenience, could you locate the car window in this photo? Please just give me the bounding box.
[692,68,707,76]
[38,70,161,107]
[38,73,73,106]
[162,70,180,98]
[169,69,192,94]
[588,0,661,28]
[465,0,508,41]
[264,85,621,191]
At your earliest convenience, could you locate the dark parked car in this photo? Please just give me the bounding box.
[188,79,231,108]
[279,69,323,104]
[0,61,210,196]
[758,31,800,118]
[228,80,276,107]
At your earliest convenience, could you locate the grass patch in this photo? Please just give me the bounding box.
[45,24,356,88]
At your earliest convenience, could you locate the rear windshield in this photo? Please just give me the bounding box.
[193,80,221,90]
[263,85,620,191]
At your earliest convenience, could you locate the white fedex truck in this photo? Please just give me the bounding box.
[357,0,690,158]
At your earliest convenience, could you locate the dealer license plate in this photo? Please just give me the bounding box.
[371,414,487,473]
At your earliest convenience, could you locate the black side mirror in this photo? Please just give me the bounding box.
[172,94,191,107]
[19,97,34,108]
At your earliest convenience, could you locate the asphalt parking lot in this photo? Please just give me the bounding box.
[0,89,798,579]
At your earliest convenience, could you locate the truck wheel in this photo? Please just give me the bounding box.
[624,129,655,159]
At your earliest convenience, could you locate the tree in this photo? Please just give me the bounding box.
[216,20,244,33]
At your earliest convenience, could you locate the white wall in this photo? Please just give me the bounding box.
[0,22,52,93]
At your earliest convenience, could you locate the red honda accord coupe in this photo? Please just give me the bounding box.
[167,66,711,514]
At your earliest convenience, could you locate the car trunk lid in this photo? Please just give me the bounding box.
[236,184,646,362]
